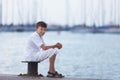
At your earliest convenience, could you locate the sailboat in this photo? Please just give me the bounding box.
[70,0,93,33]
[102,0,120,34]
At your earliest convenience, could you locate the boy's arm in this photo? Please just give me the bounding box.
[41,44,56,50]
[41,43,62,50]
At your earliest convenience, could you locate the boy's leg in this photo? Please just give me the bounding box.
[49,54,56,73]
[45,50,64,78]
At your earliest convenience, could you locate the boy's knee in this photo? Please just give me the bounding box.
[48,48,58,54]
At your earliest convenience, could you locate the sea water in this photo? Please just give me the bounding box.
[0,31,120,80]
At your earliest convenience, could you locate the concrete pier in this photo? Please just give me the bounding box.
[0,74,109,80]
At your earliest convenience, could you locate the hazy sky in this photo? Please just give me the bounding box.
[1,0,120,26]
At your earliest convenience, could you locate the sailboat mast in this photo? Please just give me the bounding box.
[0,0,2,25]
[118,0,120,25]
[101,0,105,26]
[5,0,8,25]
[65,0,69,27]
[11,0,14,25]
[40,0,43,21]
[114,0,117,25]
[83,0,86,25]
[110,0,113,25]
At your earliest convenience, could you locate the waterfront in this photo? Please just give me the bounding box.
[0,31,120,80]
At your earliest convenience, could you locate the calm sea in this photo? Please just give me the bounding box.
[0,31,120,80]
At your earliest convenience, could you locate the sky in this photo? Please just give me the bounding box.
[1,0,120,26]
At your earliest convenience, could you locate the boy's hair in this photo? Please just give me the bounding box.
[36,21,47,28]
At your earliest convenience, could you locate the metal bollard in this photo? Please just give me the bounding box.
[19,61,43,77]
[27,62,38,76]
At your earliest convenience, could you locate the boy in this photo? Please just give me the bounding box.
[25,21,64,78]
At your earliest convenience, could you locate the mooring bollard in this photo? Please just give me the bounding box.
[27,62,38,76]
[19,61,43,77]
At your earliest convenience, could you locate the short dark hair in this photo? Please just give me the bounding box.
[36,21,47,28]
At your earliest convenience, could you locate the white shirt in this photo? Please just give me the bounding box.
[25,32,45,61]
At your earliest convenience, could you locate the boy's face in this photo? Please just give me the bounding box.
[36,26,46,36]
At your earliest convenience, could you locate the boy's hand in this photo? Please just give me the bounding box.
[55,43,62,49]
